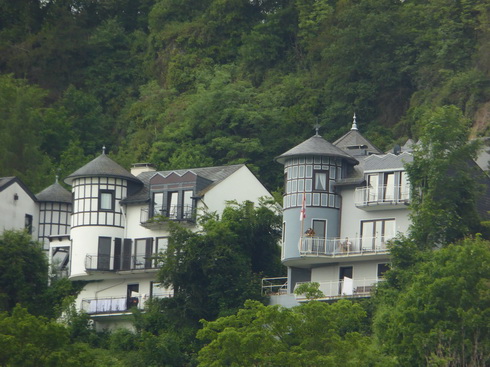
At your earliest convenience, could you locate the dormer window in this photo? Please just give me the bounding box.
[150,190,195,221]
[356,171,411,209]
[144,170,211,225]
[99,190,115,211]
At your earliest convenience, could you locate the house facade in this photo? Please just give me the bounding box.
[46,153,272,331]
[266,119,416,307]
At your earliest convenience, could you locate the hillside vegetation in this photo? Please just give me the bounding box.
[1,0,489,192]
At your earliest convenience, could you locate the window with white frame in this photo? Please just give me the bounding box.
[99,190,114,211]
[361,219,395,250]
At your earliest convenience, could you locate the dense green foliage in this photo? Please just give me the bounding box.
[2,1,490,365]
[197,299,395,366]
[155,200,282,325]
[1,0,489,191]
[375,237,490,366]
[406,105,484,247]
[0,230,85,318]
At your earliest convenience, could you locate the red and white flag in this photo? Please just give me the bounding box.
[300,192,306,221]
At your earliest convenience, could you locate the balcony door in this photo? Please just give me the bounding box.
[339,266,353,295]
[383,173,395,201]
[127,284,139,310]
[361,219,395,251]
[312,219,326,253]
[97,237,111,270]
[167,192,179,219]
[367,174,378,202]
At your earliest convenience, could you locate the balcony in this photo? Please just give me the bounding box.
[85,254,160,272]
[261,277,288,296]
[355,185,410,210]
[81,293,173,315]
[294,278,383,301]
[299,236,390,257]
[140,205,196,227]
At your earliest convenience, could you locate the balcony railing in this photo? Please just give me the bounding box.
[261,277,288,296]
[141,205,195,224]
[355,185,410,208]
[85,254,160,272]
[294,278,383,300]
[299,236,390,257]
[81,293,173,315]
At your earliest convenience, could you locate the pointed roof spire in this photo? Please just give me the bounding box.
[351,113,358,131]
[314,123,321,136]
[102,146,106,155]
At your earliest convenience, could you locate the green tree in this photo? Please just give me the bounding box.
[0,230,48,315]
[374,237,490,366]
[197,299,394,366]
[406,105,483,247]
[0,74,53,191]
[0,305,120,367]
[156,200,283,325]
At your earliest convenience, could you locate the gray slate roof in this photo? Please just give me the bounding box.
[364,152,413,172]
[333,129,382,155]
[65,153,141,185]
[36,182,72,203]
[122,164,245,204]
[275,135,358,165]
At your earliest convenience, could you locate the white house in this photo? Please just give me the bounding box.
[265,117,433,307]
[0,177,39,238]
[45,152,273,331]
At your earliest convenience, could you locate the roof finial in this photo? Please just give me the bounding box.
[351,113,358,131]
[102,146,106,155]
[314,118,321,136]
[55,174,59,184]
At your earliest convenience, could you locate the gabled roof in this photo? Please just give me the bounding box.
[333,129,382,155]
[122,164,245,204]
[0,176,38,202]
[65,153,141,185]
[275,135,358,165]
[36,181,72,204]
[0,176,16,190]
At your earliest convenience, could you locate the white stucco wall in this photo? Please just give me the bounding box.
[202,166,272,215]
[70,225,125,278]
[0,181,38,239]
[338,187,411,240]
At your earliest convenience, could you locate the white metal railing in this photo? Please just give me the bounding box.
[355,185,410,207]
[261,277,288,296]
[81,292,174,315]
[81,296,143,314]
[294,278,383,300]
[299,236,391,256]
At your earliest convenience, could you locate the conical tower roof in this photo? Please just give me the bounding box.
[36,181,72,203]
[275,134,358,165]
[64,152,141,185]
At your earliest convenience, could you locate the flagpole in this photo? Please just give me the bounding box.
[300,191,306,243]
